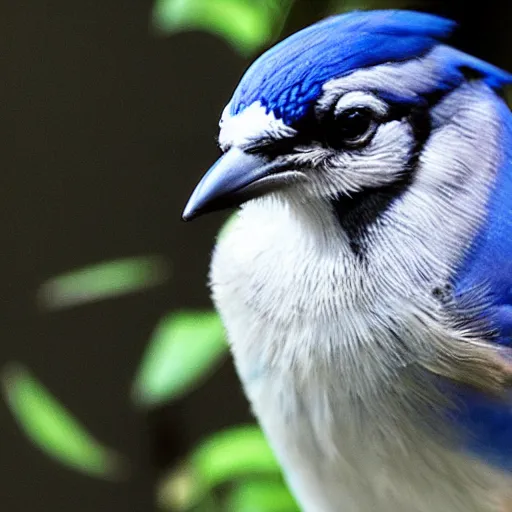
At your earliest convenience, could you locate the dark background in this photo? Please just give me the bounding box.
[2,1,511,510]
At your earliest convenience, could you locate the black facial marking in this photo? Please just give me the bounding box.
[244,133,306,158]
[332,177,415,256]
[330,104,432,257]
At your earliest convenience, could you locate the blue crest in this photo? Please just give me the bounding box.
[229,10,511,125]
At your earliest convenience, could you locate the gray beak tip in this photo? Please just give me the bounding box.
[181,200,200,222]
[181,206,192,222]
[181,212,195,222]
[182,148,289,222]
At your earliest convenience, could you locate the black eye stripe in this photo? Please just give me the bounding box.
[244,134,305,157]
[408,107,432,148]
[244,95,436,158]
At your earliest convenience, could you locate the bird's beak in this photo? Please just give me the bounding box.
[182,147,294,221]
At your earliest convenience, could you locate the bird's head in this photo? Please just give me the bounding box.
[183,10,512,222]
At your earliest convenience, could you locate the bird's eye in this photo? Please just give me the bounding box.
[325,107,377,149]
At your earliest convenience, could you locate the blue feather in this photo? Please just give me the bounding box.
[445,96,512,471]
[454,98,512,343]
[230,10,511,125]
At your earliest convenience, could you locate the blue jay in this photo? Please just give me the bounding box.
[183,10,512,512]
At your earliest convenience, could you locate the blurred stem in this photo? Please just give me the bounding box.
[271,0,296,42]
[280,0,331,37]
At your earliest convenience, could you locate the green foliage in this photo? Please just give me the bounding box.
[38,255,171,310]
[226,480,299,512]
[132,310,228,406]
[1,363,126,479]
[152,0,294,57]
[157,425,296,511]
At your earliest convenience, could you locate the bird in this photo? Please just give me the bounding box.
[183,9,512,512]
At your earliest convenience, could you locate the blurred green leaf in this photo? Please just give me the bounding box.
[132,310,228,406]
[158,425,282,510]
[1,363,126,479]
[226,480,299,512]
[152,0,294,57]
[38,255,171,310]
[191,425,281,486]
